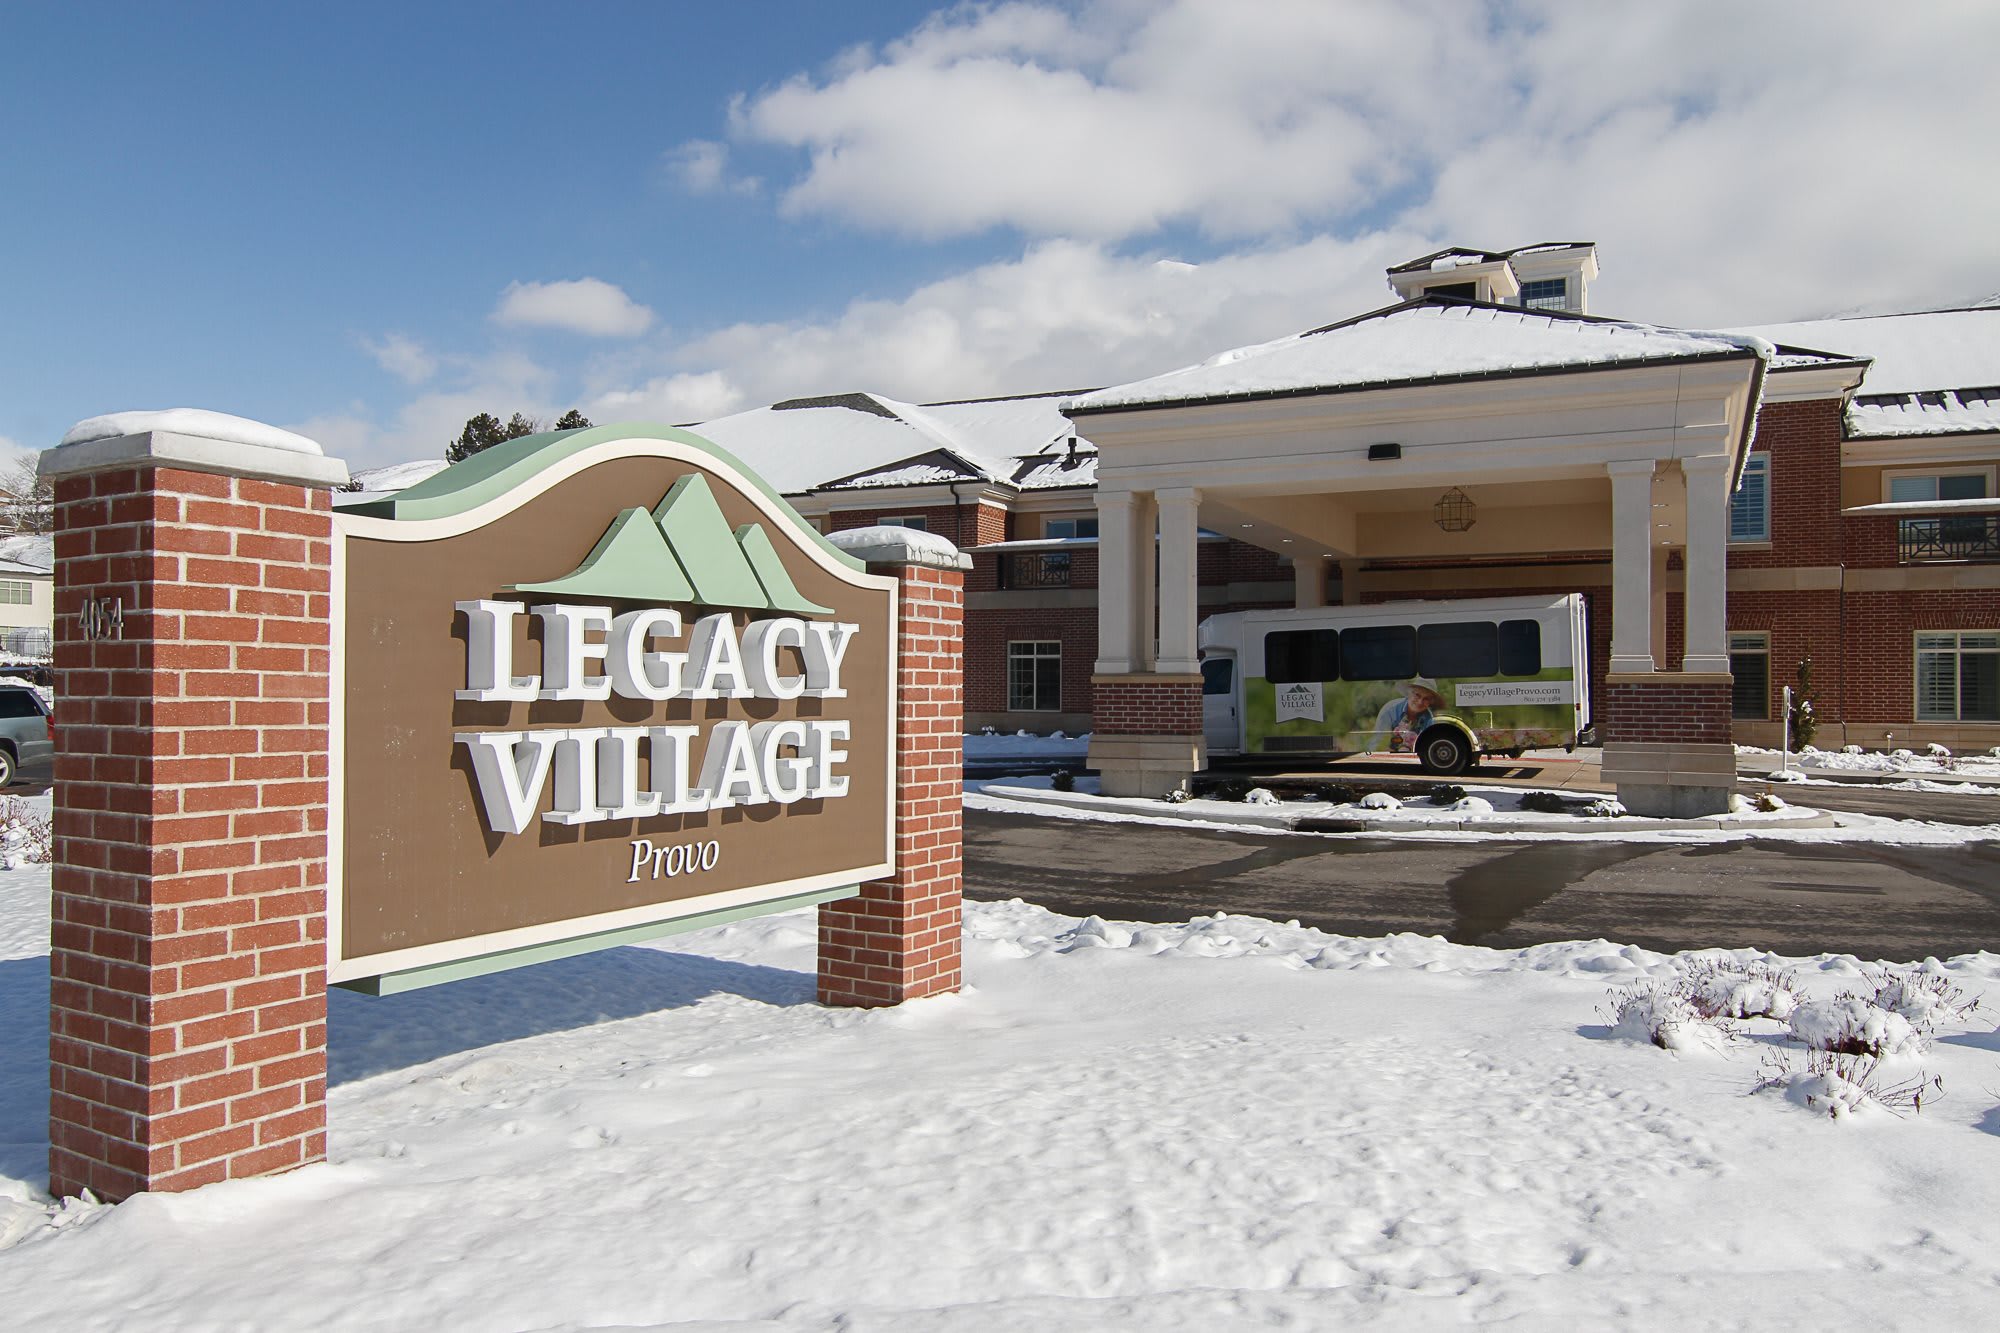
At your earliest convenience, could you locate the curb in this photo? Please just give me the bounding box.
[979,783,1840,835]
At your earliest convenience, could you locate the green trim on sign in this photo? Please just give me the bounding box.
[511,506,699,603]
[737,523,834,616]
[341,422,865,573]
[335,884,862,996]
[653,474,773,610]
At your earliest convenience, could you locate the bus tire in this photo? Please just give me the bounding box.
[1417,727,1472,776]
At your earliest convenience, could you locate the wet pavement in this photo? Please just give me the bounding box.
[964,806,2000,962]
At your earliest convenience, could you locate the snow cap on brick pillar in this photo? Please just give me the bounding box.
[817,525,969,1007]
[40,409,348,1201]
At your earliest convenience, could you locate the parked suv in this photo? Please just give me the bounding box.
[0,683,53,787]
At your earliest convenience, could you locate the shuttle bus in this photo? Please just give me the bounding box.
[1198,593,1592,775]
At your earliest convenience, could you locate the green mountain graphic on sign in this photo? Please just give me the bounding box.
[510,473,833,615]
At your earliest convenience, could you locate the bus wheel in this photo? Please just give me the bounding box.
[1418,727,1472,776]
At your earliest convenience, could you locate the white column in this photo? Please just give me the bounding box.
[1293,558,1326,610]
[1608,460,1658,673]
[1680,454,1733,673]
[1156,487,1202,674]
[1093,490,1139,674]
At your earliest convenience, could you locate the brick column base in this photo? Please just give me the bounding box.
[1600,673,1735,818]
[42,421,346,1199]
[819,557,965,1007]
[1087,674,1205,798]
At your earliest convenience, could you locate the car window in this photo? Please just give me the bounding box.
[0,691,39,719]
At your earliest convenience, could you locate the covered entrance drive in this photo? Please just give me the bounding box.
[1067,299,1768,816]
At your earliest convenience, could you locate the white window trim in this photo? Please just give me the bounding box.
[1041,513,1098,539]
[876,514,929,532]
[1006,639,1062,713]
[1881,464,1996,504]
[1913,628,2000,723]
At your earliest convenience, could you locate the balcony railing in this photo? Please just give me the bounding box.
[999,551,1073,589]
[1898,515,2000,563]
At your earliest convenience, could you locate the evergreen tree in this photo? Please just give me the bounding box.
[446,411,542,463]
[553,409,593,431]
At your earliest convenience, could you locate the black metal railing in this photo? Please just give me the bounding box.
[1898,515,2000,563]
[999,551,1073,589]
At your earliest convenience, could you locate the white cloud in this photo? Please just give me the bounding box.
[492,278,656,338]
[589,371,747,426]
[665,139,759,196]
[360,333,437,385]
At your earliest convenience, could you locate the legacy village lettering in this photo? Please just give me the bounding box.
[453,599,861,835]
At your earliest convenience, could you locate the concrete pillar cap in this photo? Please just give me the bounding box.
[826,525,972,571]
[41,409,350,489]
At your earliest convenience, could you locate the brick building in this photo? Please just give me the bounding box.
[346,245,2000,796]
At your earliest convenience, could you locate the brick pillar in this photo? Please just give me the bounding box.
[818,536,968,1007]
[1086,675,1205,798]
[41,416,348,1200]
[1599,672,1736,818]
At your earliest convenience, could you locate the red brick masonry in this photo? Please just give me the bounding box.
[49,467,332,1200]
[1091,676,1202,736]
[818,562,964,1006]
[1603,679,1732,746]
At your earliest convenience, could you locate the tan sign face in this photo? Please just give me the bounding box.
[330,432,896,985]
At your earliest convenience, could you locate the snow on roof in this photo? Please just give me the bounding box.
[1730,308,2000,397]
[0,558,49,577]
[693,389,1088,496]
[1847,386,2000,439]
[0,534,53,572]
[336,458,451,502]
[60,408,324,455]
[1066,301,1764,415]
[1013,451,1097,491]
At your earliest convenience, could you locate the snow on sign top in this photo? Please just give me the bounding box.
[1066,302,1765,415]
[60,408,325,456]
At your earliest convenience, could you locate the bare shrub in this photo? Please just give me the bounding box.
[0,797,50,868]
[1754,1048,1944,1120]
[1683,959,1799,1021]
[1871,971,1980,1030]
[1602,980,1733,1053]
[1787,995,1923,1058]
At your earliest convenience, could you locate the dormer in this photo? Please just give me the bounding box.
[1385,248,1520,305]
[1386,242,1599,314]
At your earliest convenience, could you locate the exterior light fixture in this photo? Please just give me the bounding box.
[1367,442,1402,461]
[1433,487,1476,533]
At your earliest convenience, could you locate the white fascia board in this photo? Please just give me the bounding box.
[1761,362,1868,403]
[820,482,1014,512]
[1841,434,2000,467]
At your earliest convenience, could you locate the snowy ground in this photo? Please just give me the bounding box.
[964,730,1091,763]
[1742,744,2000,783]
[3,804,2000,1325]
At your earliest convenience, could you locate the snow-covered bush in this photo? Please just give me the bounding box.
[1891,748,1916,760]
[1788,996,1923,1058]
[1581,798,1626,818]
[1754,1049,1943,1120]
[0,797,51,869]
[1519,790,1568,814]
[1050,769,1075,793]
[1926,742,1952,759]
[978,725,998,736]
[1764,767,1807,783]
[1426,783,1467,805]
[1871,971,1979,1030]
[1603,981,1731,1053]
[1843,744,1864,755]
[1243,787,1280,806]
[1756,792,1788,812]
[1357,791,1401,811]
[1163,788,1193,804]
[1683,959,1798,1021]
[1448,796,1494,815]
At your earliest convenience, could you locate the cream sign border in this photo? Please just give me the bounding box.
[326,433,900,985]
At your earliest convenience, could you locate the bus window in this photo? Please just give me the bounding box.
[1498,619,1542,676]
[1418,621,1498,678]
[1201,658,1234,695]
[1265,629,1338,683]
[1339,625,1416,680]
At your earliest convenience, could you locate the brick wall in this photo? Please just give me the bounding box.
[1724,589,1842,723]
[1603,680,1732,745]
[966,605,1097,717]
[1729,399,1844,569]
[1092,677,1202,735]
[1843,588,2000,724]
[49,467,331,1200]
[818,563,963,1006]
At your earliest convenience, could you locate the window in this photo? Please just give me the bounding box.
[1264,629,1339,684]
[877,514,928,532]
[1426,281,1476,301]
[1916,631,1999,722]
[1519,278,1568,311]
[1887,470,1991,505]
[1729,632,1770,720]
[1007,641,1061,712]
[1339,625,1417,681]
[1417,621,1498,678]
[1887,469,1995,562]
[1497,619,1542,676]
[1728,454,1770,543]
[0,580,31,606]
[1043,516,1098,540]
[1201,657,1233,696]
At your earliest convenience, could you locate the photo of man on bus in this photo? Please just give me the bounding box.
[1368,677,1443,752]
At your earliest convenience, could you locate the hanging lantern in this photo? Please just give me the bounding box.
[1434,487,1476,532]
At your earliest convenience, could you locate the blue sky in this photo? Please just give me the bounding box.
[5,2,1997,471]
